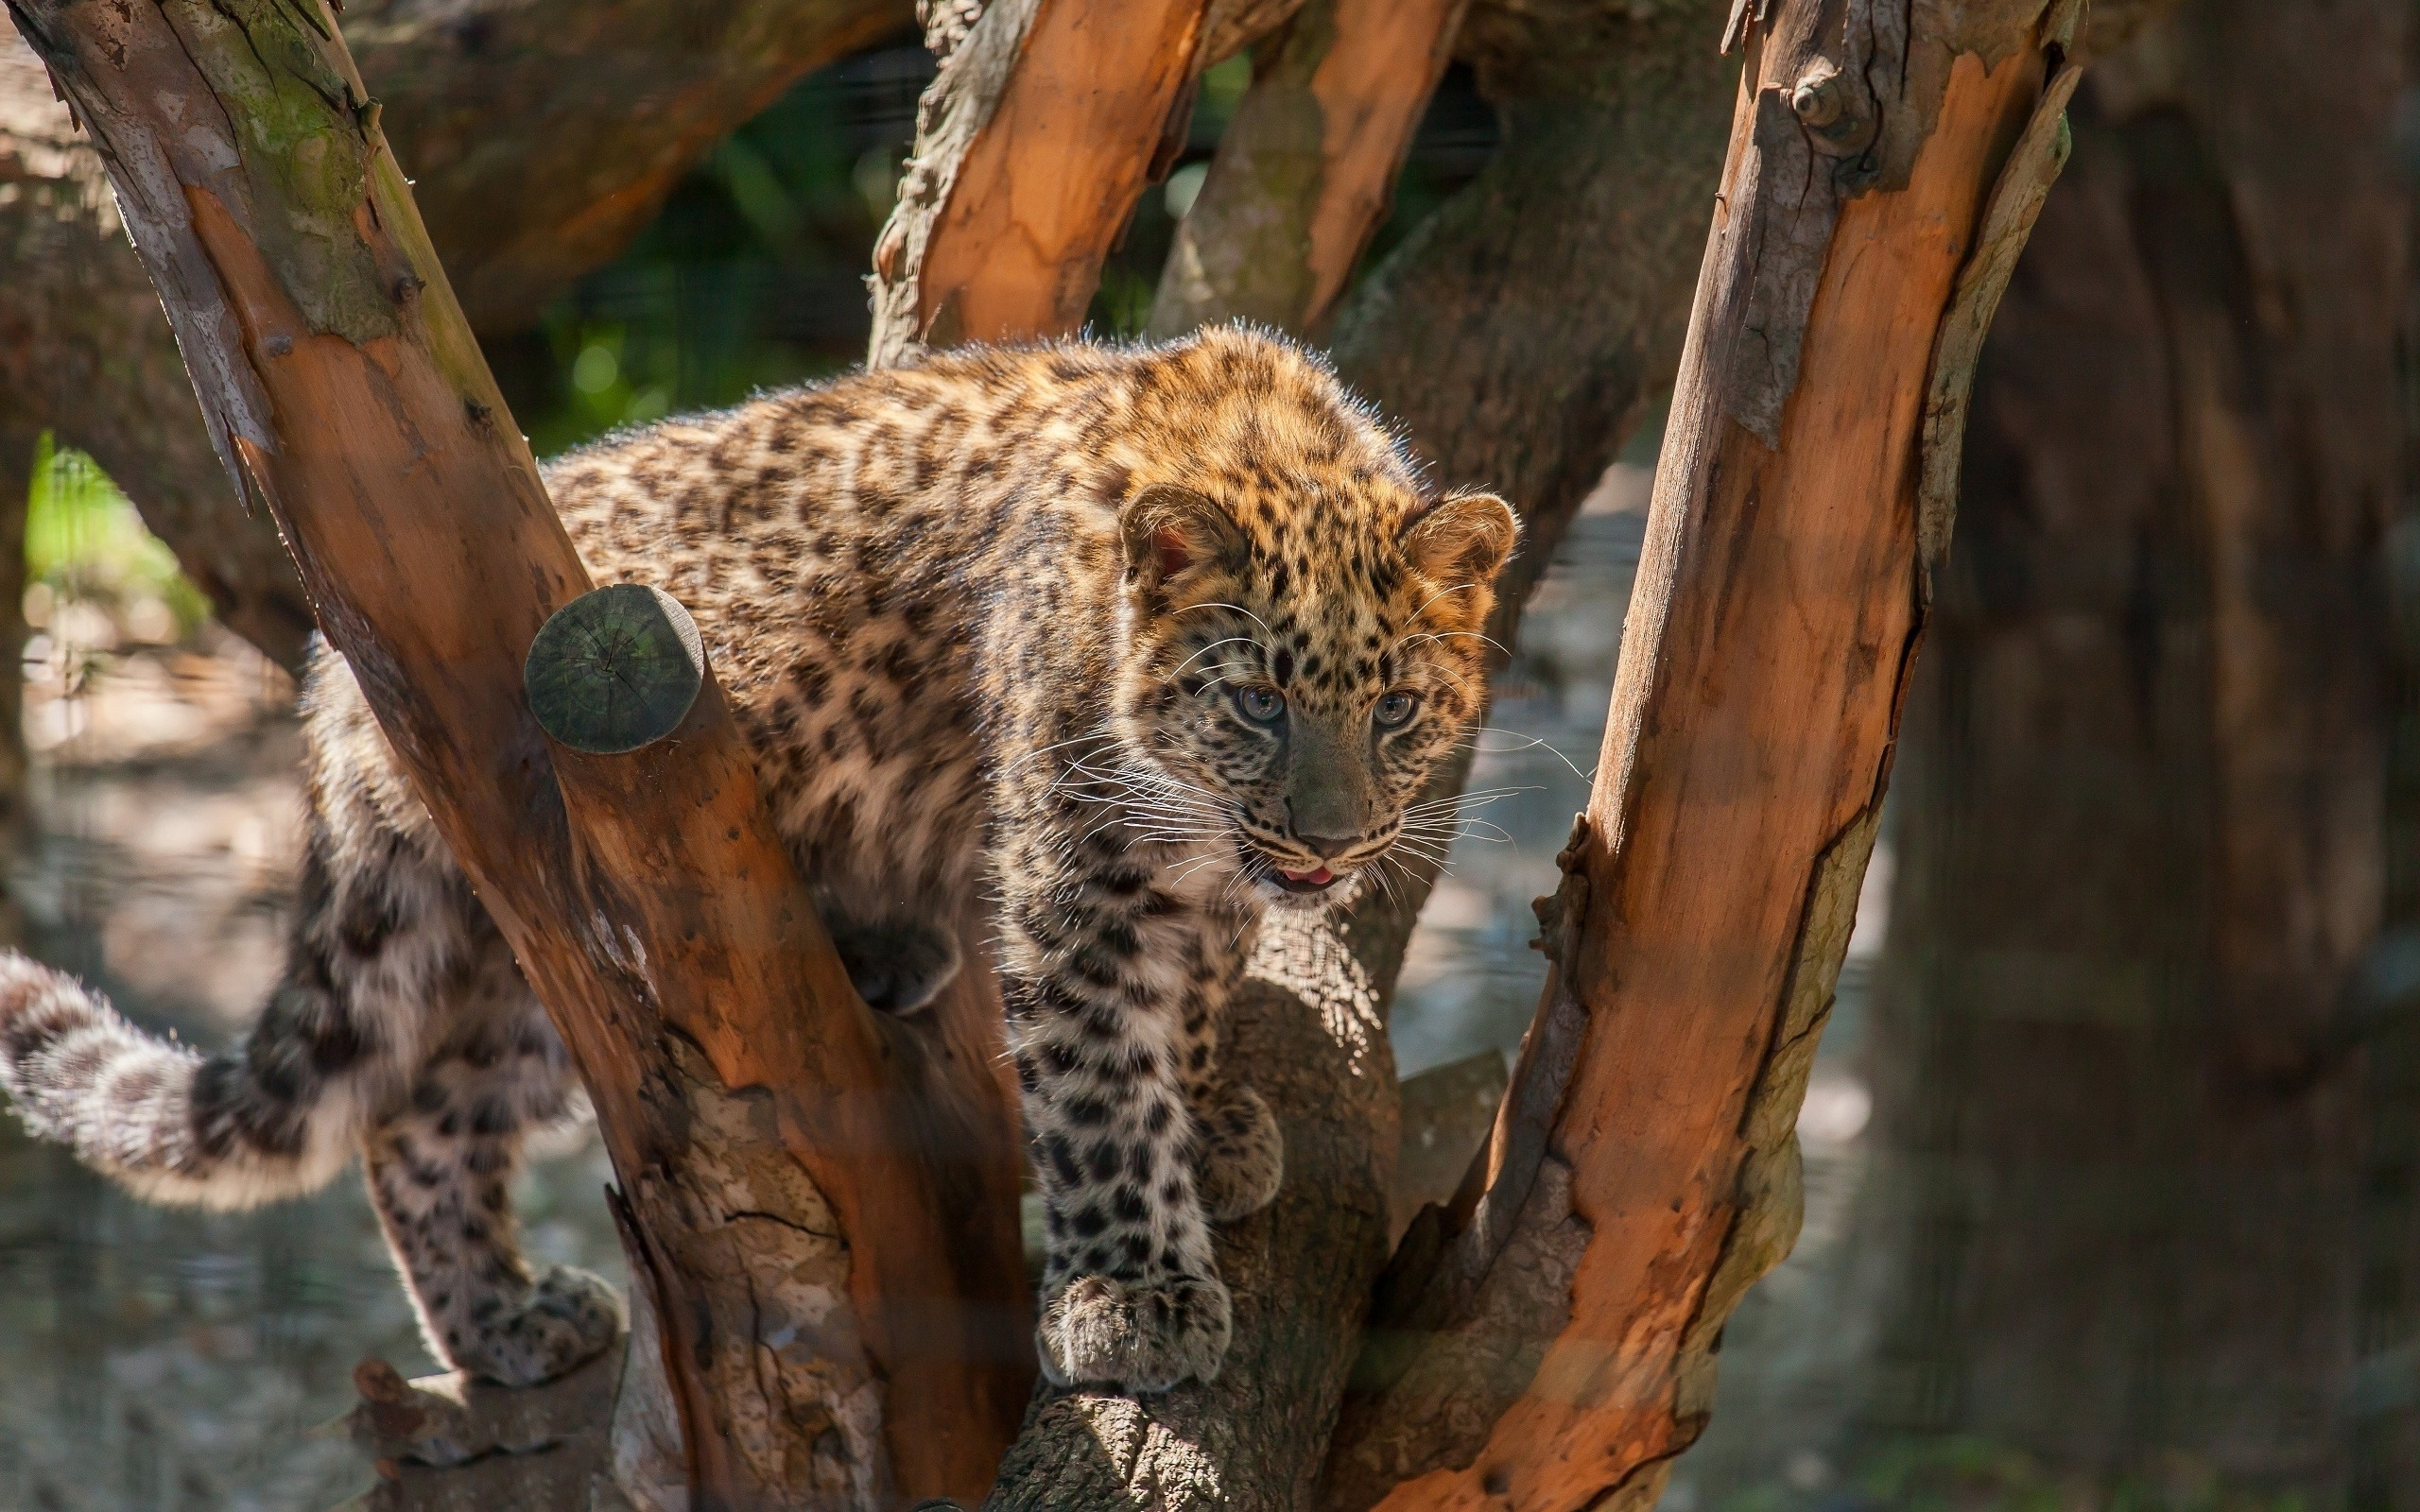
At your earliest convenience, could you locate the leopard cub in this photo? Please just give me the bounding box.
[0,327,1515,1393]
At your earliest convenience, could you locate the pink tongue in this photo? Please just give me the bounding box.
[1283,866,1335,885]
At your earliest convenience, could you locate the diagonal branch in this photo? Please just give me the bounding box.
[1319,2,2089,1505]
[2,2,1024,1506]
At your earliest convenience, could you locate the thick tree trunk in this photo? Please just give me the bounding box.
[1845,0,2403,1498]
[0,0,909,669]
[1,4,1027,1508]
[1317,3,2084,1506]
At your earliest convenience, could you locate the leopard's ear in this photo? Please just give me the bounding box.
[1119,484,1247,594]
[1402,491,1518,589]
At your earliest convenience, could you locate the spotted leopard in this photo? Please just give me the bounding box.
[0,326,1515,1391]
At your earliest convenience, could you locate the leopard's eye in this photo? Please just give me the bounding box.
[1235,685,1287,724]
[1374,690,1418,729]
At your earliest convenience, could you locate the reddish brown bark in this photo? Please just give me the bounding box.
[1,1,1025,1505]
[1319,4,2086,1507]
[868,0,1209,364]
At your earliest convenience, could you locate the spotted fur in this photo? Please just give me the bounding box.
[0,327,1514,1391]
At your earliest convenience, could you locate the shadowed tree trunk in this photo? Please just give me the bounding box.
[1844,0,2406,1500]
[1144,0,1470,338]
[2363,15,2420,1488]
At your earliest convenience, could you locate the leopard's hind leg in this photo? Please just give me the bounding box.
[362,924,620,1386]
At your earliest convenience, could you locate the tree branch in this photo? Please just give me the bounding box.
[1,3,1024,1506]
[0,0,910,668]
[1146,0,1470,337]
[867,0,1210,365]
[1319,2,2088,1505]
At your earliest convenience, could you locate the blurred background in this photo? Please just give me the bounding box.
[2,1,2417,1508]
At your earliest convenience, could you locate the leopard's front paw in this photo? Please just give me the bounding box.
[1195,1084,1283,1222]
[1035,1271,1231,1392]
[451,1265,625,1387]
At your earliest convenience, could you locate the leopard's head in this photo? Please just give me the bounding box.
[1112,455,1517,911]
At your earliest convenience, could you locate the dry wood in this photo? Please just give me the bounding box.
[0,2,1025,1507]
[1318,3,2086,1508]
[1148,0,1468,336]
[868,0,1210,365]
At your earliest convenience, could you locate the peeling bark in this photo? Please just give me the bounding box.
[1,4,1024,1507]
[1319,4,2084,1507]
[867,0,1210,366]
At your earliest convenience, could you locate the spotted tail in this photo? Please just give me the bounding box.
[0,949,381,1210]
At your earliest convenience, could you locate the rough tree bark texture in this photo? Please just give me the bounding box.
[1845,0,2404,1498]
[0,0,910,668]
[1144,0,1470,338]
[867,0,1210,366]
[1316,2,2084,1507]
[1,3,1028,1508]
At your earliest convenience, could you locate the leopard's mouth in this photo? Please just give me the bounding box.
[1236,837,1350,902]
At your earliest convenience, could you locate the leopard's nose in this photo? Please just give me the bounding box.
[1295,832,1359,862]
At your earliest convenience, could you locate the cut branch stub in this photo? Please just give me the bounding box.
[525,583,706,755]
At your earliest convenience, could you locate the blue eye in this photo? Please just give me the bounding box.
[1235,685,1286,724]
[1374,691,1418,729]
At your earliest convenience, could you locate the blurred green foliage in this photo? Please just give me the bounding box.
[501,43,1498,458]
[26,431,211,636]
